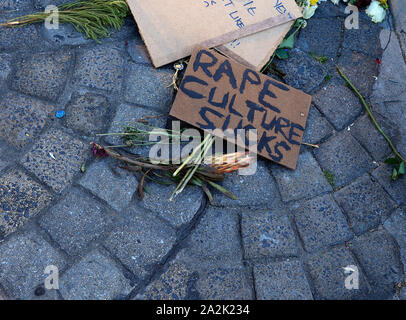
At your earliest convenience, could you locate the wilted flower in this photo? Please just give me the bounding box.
[352,0,372,8]
[91,142,109,158]
[366,0,386,23]
[303,4,318,19]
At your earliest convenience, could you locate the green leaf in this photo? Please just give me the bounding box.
[201,182,214,205]
[399,162,405,175]
[392,168,399,181]
[278,33,295,49]
[207,181,238,200]
[275,48,289,60]
[385,157,401,165]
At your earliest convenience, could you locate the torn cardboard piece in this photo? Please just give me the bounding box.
[216,21,294,71]
[127,0,302,68]
[169,47,312,170]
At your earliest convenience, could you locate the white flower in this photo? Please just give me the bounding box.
[366,0,386,23]
[330,0,340,5]
[303,4,318,19]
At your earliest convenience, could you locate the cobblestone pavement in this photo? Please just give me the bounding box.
[0,1,405,300]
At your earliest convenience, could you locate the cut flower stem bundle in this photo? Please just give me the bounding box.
[93,128,254,202]
[1,0,130,42]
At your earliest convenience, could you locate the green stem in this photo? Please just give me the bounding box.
[336,66,406,163]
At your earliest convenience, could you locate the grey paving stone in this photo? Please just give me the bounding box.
[185,207,242,262]
[72,43,124,93]
[342,17,383,58]
[139,182,203,229]
[127,38,152,64]
[38,187,111,257]
[312,78,363,131]
[40,23,93,46]
[33,0,69,9]
[241,205,298,259]
[0,92,54,148]
[384,208,406,267]
[273,48,328,93]
[105,103,167,157]
[391,0,406,34]
[104,207,176,280]
[253,259,313,300]
[296,17,343,63]
[349,230,404,298]
[293,194,353,252]
[371,30,406,105]
[196,263,253,300]
[0,287,7,300]
[350,113,399,161]
[79,159,138,212]
[272,151,332,202]
[21,128,88,193]
[372,164,406,206]
[314,131,375,187]
[302,105,334,145]
[65,92,111,136]
[337,49,379,98]
[124,63,174,111]
[0,169,53,239]
[0,17,42,51]
[0,229,67,299]
[0,53,11,80]
[312,0,347,18]
[11,50,72,101]
[59,250,132,300]
[305,246,370,299]
[136,251,197,300]
[0,159,6,172]
[0,0,32,11]
[212,159,280,207]
[333,174,396,235]
[401,287,406,300]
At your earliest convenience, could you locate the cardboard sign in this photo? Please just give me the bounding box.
[169,48,312,169]
[217,21,294,70]
[127,0,302,68]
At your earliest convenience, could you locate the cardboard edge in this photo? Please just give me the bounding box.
[199,13,301,49]
[129,0,303,68]
[216,21,294,71]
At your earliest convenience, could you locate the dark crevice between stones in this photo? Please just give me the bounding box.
[126,194,209,300]
[236,210,256,299]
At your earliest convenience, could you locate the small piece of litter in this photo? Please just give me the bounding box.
[56,110,66,118]
[49,152,56,160]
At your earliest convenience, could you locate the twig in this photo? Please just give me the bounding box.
[336,66,406,163]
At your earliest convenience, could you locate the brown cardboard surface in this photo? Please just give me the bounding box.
[127,0,302,68]
[217,21,294,71]
[169,47,312,170]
